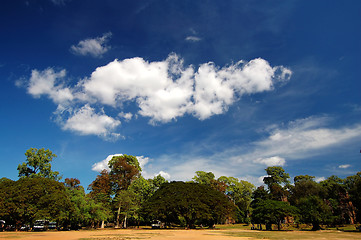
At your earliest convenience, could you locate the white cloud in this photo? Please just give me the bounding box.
[339,164,351,169]
[82,54,291,122]
[315,177,325,182]
[91,154,123,172]
[91,154,151,173]
[254,156,285,166]
[185,36,201,42]
[241,116,361,162]
[27,68,73,104]
[157,171,171,180]
[70,32,112,58]
[192,58,291,119]
[23,54,292,139]
[119,112,133,121]
[62,104,121,140]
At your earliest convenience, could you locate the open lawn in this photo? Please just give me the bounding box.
[0,226,360,240]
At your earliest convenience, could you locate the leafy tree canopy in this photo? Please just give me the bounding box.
[17,148,61,180]
[143,182,236,228]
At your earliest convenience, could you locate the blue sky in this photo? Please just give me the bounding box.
[1,0,360,188]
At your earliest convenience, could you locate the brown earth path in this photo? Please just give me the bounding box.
[0,229,251,240]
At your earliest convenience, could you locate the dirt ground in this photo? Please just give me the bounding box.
[1,228,361,240]
[1,229,249,240]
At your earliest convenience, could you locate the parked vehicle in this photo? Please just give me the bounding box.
[33,220,49,231]
[20,225,30,231]
[48,222,57,230]
[0,220,5,231]
[151,220,161,229]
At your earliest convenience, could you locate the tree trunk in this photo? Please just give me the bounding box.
[101,220,105,229]
[311,222,321,231]
[123,216,127,229]
[115,206,121,228]
[266,223,272,231]
[277,220,281,231]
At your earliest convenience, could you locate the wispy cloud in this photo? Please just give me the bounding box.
[339,164,351,169]
[50,0,70,6]
[150,116,361,184]
[70,32,112,58]
[185,36,201,42]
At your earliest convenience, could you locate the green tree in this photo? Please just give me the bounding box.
[113,189,138,228]
[289,176,331,230]
[0,177,71,227]
[218,176,255,223]
[263,166,290,201]
[88,169,112,228]
[143,182,236,228]
[150,174,168,192]
[109,155,141,193]
[192,171,215,185]
[297,195,332,230]
[251,199,297,230]
[344,172,361,222]
[320,176,356,225]
[17,148,60,180]
[108,155,141,228]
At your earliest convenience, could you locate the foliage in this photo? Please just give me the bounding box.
[143,181,236,228]
[263,166,290,188]
[218,176,255,222]
[17,148,61,180]
[88,170,112,204]
[192,171,215,185]
[109,155,141,194]
[297,195,332,230]
[251,199,297,230]
[345,172,361,222]
[0,177,71,226]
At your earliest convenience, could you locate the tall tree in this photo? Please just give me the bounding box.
[88,169,112,228]
[108,155,141,228]
[109,155,141,193]
[17,148,60,180]
[218,176,255,222]
[320,176,356,224]
[263,166,290,201]
[344,172,361,222]
[290,175,331,230]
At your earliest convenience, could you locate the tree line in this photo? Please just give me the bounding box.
[0,148,360,231]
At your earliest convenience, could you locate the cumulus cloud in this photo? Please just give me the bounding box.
[91,154,123,172]
[62,104,121,140]
[82,54,291,122]
[22,53,291,139]
[315,177,325,182]
[118,112,133,121]
[157,171,171,179]
[70,32,112,58]
[27,68,73,104]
